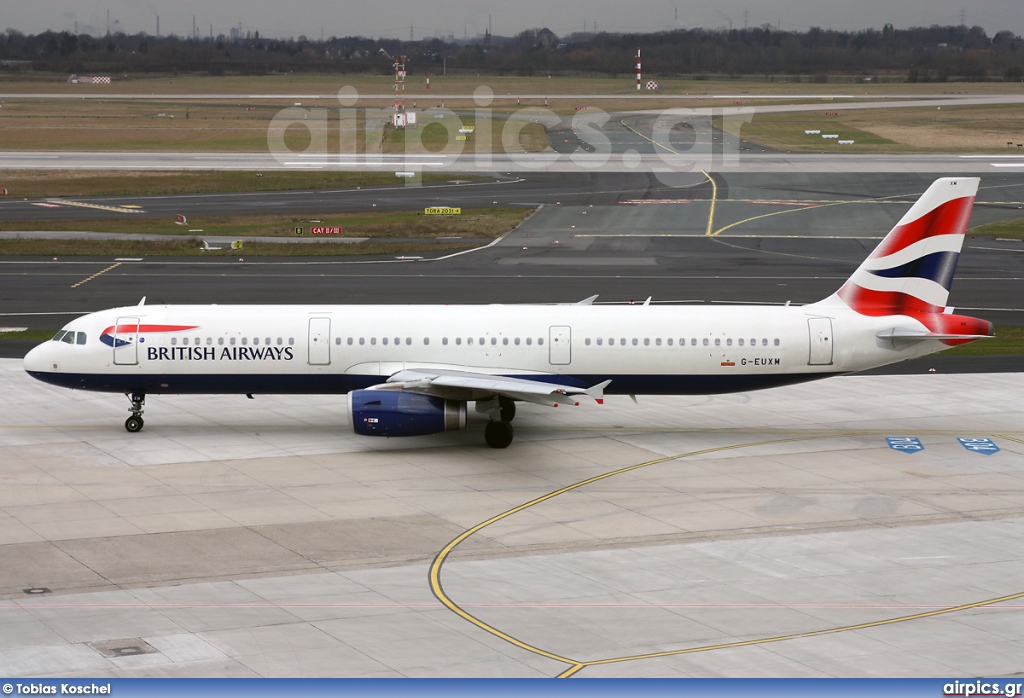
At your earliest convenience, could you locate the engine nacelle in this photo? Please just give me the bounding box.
[348,390,467,437]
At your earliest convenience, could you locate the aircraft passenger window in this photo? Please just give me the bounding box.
[479,337,485,345]
[230,338,236,346]
[288,338,295,345]
[456,338,462,345]
[171,337,177,346]
[715,338,721,346]
[218,337,224,345]
[76,332,87,345]
[762,338,768,346]
[265,338,271,345]
[750,338,756,346]
[359,338,365,345]
[538,338,544,345]
[335,338,340,345]
[491,338,497,346]
[370,338,377,345]
[667,338,673,346]
[703,338,709,346]
[207,338,213,346]
[774,338,780,346]
[644,338,650,346]
[691,338,697,346]
[442,337,448,345]
[347,338,354,346]
[585,338,591,346]
[526,338,532,346]
[503,338,508,345]
[395,337,401,345]
[383,337,389,345]
[515,338,520,345]
[655,338,661,346]
[253,338,258,345]
[620,338,625,346]
[630,338,636,346]
[726,338,732,346]
[277,338,283,346]
[424,338,430,345]
[596,338,603,346]
[406,338,412,345]
[738,339,744,346]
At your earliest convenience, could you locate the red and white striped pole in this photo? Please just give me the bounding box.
[636,48,641,90]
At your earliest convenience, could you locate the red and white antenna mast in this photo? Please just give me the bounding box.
[636,48,641,91]
[394,55,407,115]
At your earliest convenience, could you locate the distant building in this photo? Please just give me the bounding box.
[536,28,557,49]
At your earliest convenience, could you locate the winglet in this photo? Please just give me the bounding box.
[574,294,599,305]
[586,379,612,399]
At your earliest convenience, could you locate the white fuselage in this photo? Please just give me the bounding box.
[24,302,945,397]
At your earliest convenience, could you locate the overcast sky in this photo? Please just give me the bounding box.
[6,0,1023,40]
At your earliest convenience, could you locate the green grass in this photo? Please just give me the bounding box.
[0,170,462,198]
[939,326,1024,356]
[382,114,551,154]
[0,208,529,239]
[0,207,531,256]
[0,238,475,257]
[0,330,54,342]
[726,112,901,152]
[968,217,1024,240]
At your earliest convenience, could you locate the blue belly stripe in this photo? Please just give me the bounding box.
[26,371,841,396]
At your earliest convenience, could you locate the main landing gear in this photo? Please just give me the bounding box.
[124,392,145,433]
[484,420,514,449]
[483,396,516,449]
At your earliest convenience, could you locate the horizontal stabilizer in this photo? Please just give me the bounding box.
[876,327,992,341]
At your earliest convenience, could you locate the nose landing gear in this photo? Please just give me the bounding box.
[124,392,145,432]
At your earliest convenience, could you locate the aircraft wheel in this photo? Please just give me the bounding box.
[484,420,513,449]
[499,396,516,423]
[125,416,144,433]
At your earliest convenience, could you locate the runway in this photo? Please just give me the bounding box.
[2,149,1024,174]
[1,360,1022,677]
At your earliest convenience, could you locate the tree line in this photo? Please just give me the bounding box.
[2,24,1022,82]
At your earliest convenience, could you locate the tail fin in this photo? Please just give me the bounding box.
[817,177,979,315]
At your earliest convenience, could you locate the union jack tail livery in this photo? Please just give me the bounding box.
[814,177,992,344]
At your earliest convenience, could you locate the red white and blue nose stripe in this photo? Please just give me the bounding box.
[100,324,199,348]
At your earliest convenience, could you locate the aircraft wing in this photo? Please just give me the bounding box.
[366,368,611,408]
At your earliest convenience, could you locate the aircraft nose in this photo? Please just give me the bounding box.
[23,341,52,374]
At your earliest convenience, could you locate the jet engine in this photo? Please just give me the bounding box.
[348,390,466,437]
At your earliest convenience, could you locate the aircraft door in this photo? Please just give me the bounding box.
[549,325,571,365]
[807,317,834,365]
[113,316,139,365]
[308,317,331,365]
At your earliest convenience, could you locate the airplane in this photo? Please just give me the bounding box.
[23,177,992,448]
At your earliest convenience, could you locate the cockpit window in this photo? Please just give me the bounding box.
[51,330,86,345]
